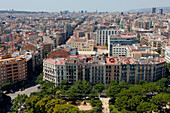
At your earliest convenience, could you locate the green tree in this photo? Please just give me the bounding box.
[157,48,161,54]
[35,95,51,113]
[44,50,48,58]
[155,78,168,88]
[11,94,28,112]
[137,102,158,113]
[110,80,118,86]
[67,80,92,97]
[53,104,81,113]
[138,80,147,85]
[25,95,41,112]
[105,43,108,48]
[89,87,98,98]
[90,98,103,112]
[81,81,92,96]
[106,85,121,98]
[35,73,45,85]
[60,79,68,86]
[152,93,170,107]
[67,89,77,100]
[45,99,66,113]
[95,83,105,93]
[42,82,55,90]
[167,63,170,71]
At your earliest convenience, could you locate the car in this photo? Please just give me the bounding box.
[3,91,7,94]
[20,88,25,91]
[10,90,14,93]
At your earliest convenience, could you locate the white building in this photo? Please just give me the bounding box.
[165,46,170,63]
[97,29,122,45]
[109,44,130,57]
[43,58,66,85]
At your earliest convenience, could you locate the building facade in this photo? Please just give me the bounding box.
[108,35,139,56]
[96,29,122,46]
[66,36,94,52]
[0,55,27,84]
[165,46,170,63]
[43,55,166,85]
[109,44,130,57]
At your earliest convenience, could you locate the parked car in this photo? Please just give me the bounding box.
[10,90,14,93]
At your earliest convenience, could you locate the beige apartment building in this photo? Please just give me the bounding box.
[66,36,94,52]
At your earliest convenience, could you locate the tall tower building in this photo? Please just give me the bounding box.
[159,9,163,14]
[152,7,156,14]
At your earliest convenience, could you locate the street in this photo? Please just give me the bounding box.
[7,84,41,99]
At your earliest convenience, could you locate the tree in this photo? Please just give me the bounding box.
[81,81,92,96]
[106,85,121,98]
[115,96,129,111]
[35,95,51,113]
[90,98,103,112]
[119,80,131,89]
[167,63,170,71]
[11,94,28,112]
[52,86,60,95]
[42,82,54,90]
[67,89,77,100]
[45,99,66,113]
[137,102,158,113]
[166,87,170,93]
[138,80,147,85]
[53,104,81,113]
[155,78,168,88]
[89,87,98,98]
[105,43,108,48]
[157,48,161,54]
[0,93,11,113]
[60,79,68,86]
[35,73,45,85]
[152,93,170,107]
[44,50,48,58]
[67,80,92,97]
[95,83,105,93]
[25,95,41,112]
[110,80,118,86]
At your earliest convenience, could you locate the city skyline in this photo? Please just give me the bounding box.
[0,0,170,12]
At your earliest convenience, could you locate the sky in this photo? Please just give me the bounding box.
[0,0,170,12]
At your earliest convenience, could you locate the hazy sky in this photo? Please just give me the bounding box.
[0,0,170,12]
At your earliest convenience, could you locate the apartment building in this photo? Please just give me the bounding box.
[133,19,151,30]
[108,35,139,56]
[43,55,106,85]
[105,57,166,84]
[0,55,27,84]
[47,48,69,58]
[165,46,170,63]
[96,29,122,45]
[66,36,94,52]
[140,33,167,49]
[43,55,166,85]
[109,44,130,57]
[42,42,53,53]
[21,43,43,71]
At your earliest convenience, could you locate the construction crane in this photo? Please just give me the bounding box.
[10,29,14,54]
[10,22,15,54]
